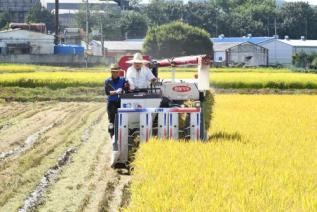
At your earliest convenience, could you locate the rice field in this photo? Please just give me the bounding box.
[1,64,317,211]
[0,64,288,73]
[1,64,317,90]
[0,102,129,211]
[2,95,316,211]
[127,95,317,211]
[1,71,317,89]
[0,64,106,73]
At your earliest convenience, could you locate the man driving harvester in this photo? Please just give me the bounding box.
[105,64,126,138]
[126,52,157,90]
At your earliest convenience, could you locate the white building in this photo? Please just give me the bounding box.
[213,42,240,63]
[0,29,55,55]
[90,40,143,58]
[214,42,268,67]
[259,38,317,66]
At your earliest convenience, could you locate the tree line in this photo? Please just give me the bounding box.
[1,0,317,40]
[77,0,317,40]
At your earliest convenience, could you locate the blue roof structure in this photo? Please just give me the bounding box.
[212,37,275,44]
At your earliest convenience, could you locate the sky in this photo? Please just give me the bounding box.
[40,0,317,6]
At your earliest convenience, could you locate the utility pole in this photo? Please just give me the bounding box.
[54,0,59,45]
[216,16,218,36]
[305,15,308,39]
[83,0,89,68]
[100,16,104,56]
[274,0,278,36]
[267,17,270,37]
[274,17,277,36]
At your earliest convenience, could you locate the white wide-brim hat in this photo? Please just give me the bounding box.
[126,52,150,64]
[108,64,121,72]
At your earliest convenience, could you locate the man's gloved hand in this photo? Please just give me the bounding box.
[116,88,123,94]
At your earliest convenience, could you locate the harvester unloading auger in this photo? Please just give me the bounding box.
[111,54,213,170]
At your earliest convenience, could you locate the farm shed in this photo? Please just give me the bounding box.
[213,42,241,64]
[227,42,268,67]
[0,29,54,55]
[213,42,268,67]
[259,38,317,66]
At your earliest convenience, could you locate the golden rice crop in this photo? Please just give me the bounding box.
[1,71,317,89]
[0,64,39,73]
[159,72,317,89]
[0,64,106,73]
[127,95,317,211]
[0,64,289,73]
[0,72,107,88]
[160,66,291,73]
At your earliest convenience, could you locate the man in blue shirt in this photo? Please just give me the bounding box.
[105,64,126,137]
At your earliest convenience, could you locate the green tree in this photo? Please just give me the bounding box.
[143,21,213,59]
[0,11,9,29]
[183,2,218,36]
[93,10,123,40]
[143,0,280,38]
[75,6,97,33]
[101,9,122,40]
[76,6,122,40]
[144,0,184,26]
[212,0,245,10]
[312,6,317,39]
[279,2,315,39]
[128,0,142,10]
[229,1,276,36]
[26,3,55,31]
[120,11,148,39]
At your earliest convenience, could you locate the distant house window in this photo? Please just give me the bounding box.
[218,56,223,61]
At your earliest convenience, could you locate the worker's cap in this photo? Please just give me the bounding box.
[126,52,150,64]
[109,64,121,72]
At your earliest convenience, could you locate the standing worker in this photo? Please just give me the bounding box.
[126,52,156,90]
[105,64,126,138]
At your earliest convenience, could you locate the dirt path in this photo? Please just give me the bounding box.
[0,102,131,212]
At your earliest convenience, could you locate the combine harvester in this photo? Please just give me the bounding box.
[111,54,212,171]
